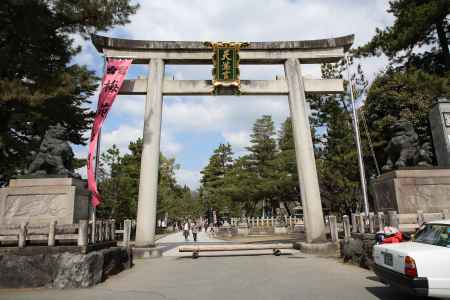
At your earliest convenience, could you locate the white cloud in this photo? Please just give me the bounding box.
[101,124,142,153]
[162,96,290,134]
[222,130,251,155]
[175,168,201,190]
[161,131,182,157]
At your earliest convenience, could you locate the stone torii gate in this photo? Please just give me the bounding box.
[92,34,354,248]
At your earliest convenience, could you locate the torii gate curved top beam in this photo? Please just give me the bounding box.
[92,34,354,64]
[90,34,354,250]
[92,34,354,51]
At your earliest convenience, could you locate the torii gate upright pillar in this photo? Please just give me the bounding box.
[135,58,165,247]
[284,58,326,243]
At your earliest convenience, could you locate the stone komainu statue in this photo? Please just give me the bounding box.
[27,124,79,178]
[382,120,433,172]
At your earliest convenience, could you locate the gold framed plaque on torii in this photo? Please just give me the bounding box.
[205,42,249,94]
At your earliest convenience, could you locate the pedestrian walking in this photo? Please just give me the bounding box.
[191,221,198,242]
[183,220,190,241]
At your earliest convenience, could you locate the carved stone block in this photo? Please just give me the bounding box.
[0,178,90,225]
[372,169,450,214]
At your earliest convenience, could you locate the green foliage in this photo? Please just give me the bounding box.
[357,0,450,73]
[200,143,235,214]
[0,0,138,179]
[97,139,200,223]
[201,115,303,217]
[363,68,450,166]
[311,63,367,214]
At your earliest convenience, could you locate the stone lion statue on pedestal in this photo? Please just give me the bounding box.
[382,120,433,171]
[27,124,80,178]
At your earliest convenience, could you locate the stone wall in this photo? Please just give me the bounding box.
[0,247,132,288]
[340,234,376,269]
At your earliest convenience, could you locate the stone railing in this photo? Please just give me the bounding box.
[230,216,303,228]
[326,209,449,242]
[0,219,116,248]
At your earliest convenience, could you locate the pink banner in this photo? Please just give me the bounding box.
[88,59,132,207]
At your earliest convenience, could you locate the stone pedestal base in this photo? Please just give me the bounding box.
[372,169,450,213]
[132,247,162,259]
[274,225,288,234]
[0,178,90,225]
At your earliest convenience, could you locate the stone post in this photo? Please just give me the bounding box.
[357,214,365,234]
[105,220,110,241]
[135,58,165,247]
[342,215,351,241]
[111,219,116,241]
[78,220,88,247]
[18,222,27,248]
[417,210,425,226]
[48,220,56,246]
[98,220,104,242]
[123,219,132,247]
[329,215,338,242]
[377,212,384,231]
[368,212,375,233]
[351,213,357,233]
[388,211,399,228]
[284,58,325,243]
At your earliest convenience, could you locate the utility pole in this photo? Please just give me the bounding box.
[345,55,370,216]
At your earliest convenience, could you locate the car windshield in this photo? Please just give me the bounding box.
[414,224,450,248]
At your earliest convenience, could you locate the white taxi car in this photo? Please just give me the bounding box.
[373,220,450,298]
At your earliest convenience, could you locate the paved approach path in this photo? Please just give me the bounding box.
[0,233,425,300]
[156,231,299,257]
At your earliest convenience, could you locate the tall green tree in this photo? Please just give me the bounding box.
[245,115,279,215]
[270,117,300,214]
[200,143,235,214]
[97,138,199,223]
[0,0,138,179]
[311,62,370,214]
[357,0,450,73]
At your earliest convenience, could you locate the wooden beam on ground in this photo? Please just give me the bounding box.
[178,243,293,252]
[119,79,344,96]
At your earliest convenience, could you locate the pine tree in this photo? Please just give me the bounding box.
[271,117,300,213]
[0,0,138,180]
[357,0,450,73]
[200,143,234,214]
[245,115,279,215]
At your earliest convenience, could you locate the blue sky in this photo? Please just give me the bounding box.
[72,0,393,189]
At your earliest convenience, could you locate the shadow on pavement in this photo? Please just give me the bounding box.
[175,252,293,259]
[366,276,383,283]
[365,286,428,300]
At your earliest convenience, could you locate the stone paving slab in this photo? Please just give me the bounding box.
[0,253,422,300]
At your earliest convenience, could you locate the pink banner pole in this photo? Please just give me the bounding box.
[87,58,132,208]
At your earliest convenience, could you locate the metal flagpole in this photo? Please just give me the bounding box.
[91,56,107,243]
[345,54,370,217]
[91,129,101,242]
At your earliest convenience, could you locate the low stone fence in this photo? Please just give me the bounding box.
[230,216,302,228]
[0,219,133,289]
[325,209,449,243]
[0,219,116,250]
[325,209,449,268]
